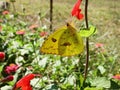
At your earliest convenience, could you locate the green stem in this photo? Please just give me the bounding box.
[31,39,39,62]
[84,0,89,81]
[12,2,16,13]
[31,40,36,54]
[21,35,24,46]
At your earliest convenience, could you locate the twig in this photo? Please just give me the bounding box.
[84,0,89,81]
[11,2,16,13]
[50,0,53,32]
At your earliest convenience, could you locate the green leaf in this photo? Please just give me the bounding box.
[79,25,97,37]
[79,74,84,87]
[0,85,12,90]
[90,77,110,88]
[84,87,103,90]
[110,80,120,89]
[97,65,106,74]
[48,84,59,90]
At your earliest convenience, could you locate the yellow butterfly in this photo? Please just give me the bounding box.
[40,22,84,57]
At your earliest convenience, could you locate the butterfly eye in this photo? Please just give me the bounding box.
[51,38,57,42]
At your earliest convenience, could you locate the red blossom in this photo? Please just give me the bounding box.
[95,43,104,48]
[12,74,41,90]
[0,19,3,23]
[0,52,5,61]
[112,74,120,80]
[71,0,84,20]
[0,75,14,82]
[5,64,19,74]
[29,24,38,30]
[2,10,10,15]
[0,26,2,32]
[16,30,25,35]
[40,31,48,37]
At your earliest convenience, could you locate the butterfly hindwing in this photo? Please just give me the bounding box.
[58,23,84,56]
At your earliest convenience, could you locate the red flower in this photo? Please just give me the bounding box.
[2,10,10,15]
[5,64,19,74]
[112,74,120,80]
[0,26,2,32]
[16,30,25,35]
[0,75,14,82]
[40,31,48,37]
[0,19,3,23]
[71,0,84,20]
[95,43,104,48]
[12,74,41,90]
[29,24,38,30]
[0,52,5,61]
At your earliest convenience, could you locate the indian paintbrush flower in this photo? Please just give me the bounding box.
[71,0,84,20]
[12,74,41,90]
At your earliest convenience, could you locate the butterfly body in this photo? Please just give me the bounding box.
[40,23,84,57]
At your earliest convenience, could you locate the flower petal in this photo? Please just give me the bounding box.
[71,0,82,16]
[12,74,41,90]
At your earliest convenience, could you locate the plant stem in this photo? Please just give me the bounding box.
[12,2,16,13]
[50,0,53,32]
[21,35,24,46]
[84,0,89,81]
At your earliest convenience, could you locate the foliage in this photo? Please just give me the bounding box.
[0,0,120,90]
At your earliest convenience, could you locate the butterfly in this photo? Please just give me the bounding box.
[40,22,84,57]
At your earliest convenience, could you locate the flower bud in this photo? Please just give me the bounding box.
[0,52,5,62]
[0,75,14,82]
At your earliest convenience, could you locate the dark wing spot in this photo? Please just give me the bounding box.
[51,38,57,42]
[62,42,71,46]
[49,46,54,48]
[64,31,67,34]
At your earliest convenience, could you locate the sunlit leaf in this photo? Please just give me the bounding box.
[79,25,97,37]
[97,65,106,74]
[90,77,110,88]
[84,87,103,90]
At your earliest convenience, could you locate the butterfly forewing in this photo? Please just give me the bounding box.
[40,26,67,55]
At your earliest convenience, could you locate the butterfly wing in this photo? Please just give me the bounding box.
[58,23,84,56]
[40,23,84,56]
[40,26,67,55]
